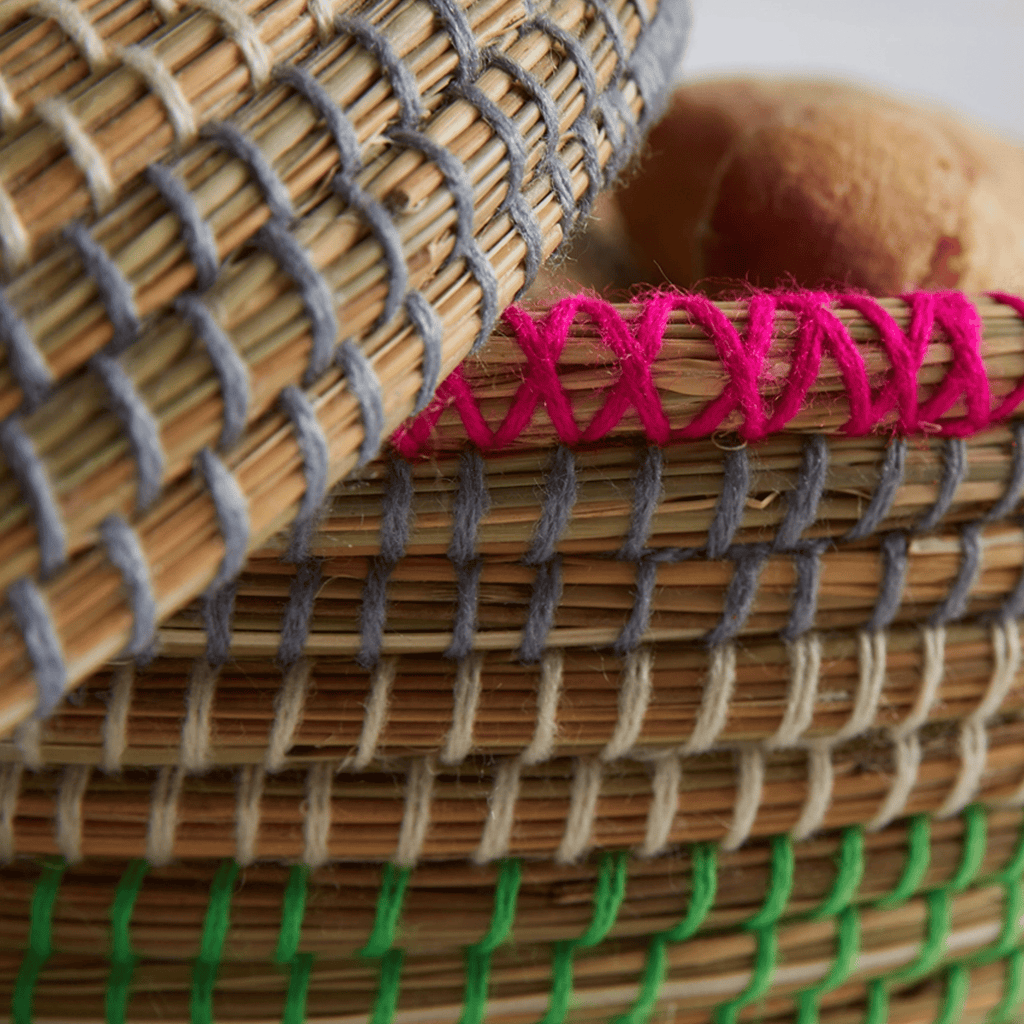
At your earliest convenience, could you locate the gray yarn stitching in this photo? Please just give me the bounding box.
[0,417,66,577]
[914,438,966,534]
[864,532,908,632]
[336,14,426,128]
[842,440,906,542]
[0,292,53,411]
[196,447,250,594]
[404,291,443,413]
[518,557,563,663]
[175,292,251,450]
[982,422,1024,523]
[705,447,749,559]
[387,127,499,352]
[255,219,338,382]
[91,353,165,511]
[931,523,982,626]
[200,121,295,222]
[202,580,237,667]
[357,458,414,668]
[619,445,663,561]
[336,340,385,467]
[704,543,771,648]
[8,576,67,719]
[279,385,328,563]
[627,0,691,130]
[278,556,322,667]
[774,435,828,551]
[64,222,140,356]
[446,450,490,660]
[525,446,578,564]
[421,0,481,81]
[781,540,827,642]
[145,163,220,291]
[100,514,157,658]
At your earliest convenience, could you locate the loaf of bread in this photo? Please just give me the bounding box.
[616,77,1024,294]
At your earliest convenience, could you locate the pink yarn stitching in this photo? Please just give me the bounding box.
[392,290,1022,457]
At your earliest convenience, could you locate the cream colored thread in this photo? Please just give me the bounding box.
[180,658,219,773]
[555,757,602,864]
[640,753,680,857]
[684,643,735,753]
[473,758,521,864]
[265,657,311,772]
[55,764,91,863]
[722,745,764,851]
[938,619,1021,818]
[0,764,23,863]
[303,762,333,868]
[101,662,134,774]
[0,74,22,130]
[36,96,115,212]
[32,0,112,71]
[188,0,271,88]
[117,44,197,143]
[348,655,397,770]
[395,758,435,867]
[521,648,563,765]
[602,646,653,762]
[768,633,821,749]
[235,765,264,866]
[791,740,834,841]
[147,766,184,865]
[442,652,484,765]
[869,732,922,831]
[0,178,31,268]
[838,631,888,741]
[306,0,336,40]
[896,625,946,738]
[14,719,42,770]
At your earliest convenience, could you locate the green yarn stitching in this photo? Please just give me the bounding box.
[459,859,522,1024]
[105,859,148,1024]
[794,906,860,1024]
[12,858,65,1024]
[935,964,970,1024]
[949,804,987,893]
[810,827,864,921]
[876,814,931,909]
[863,978,889,1024]
[368,949,404,1024]
[896,887,951,983]
[360,863,413,1024]
[535,850,628,1024]
[191,860,239,1024]
[276,864,312,1024]
[612,843,718,1024]
[713,835,794,1024]
[990,949,1024,1023]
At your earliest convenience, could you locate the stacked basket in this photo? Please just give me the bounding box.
[4,1,1024,1023]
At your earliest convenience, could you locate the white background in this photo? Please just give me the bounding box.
[682,0,1024,143]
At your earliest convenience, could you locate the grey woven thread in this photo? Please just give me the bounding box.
[336,14,426,128]
[8,576,66,719]
[175,292,250,450]
[255,219,338,382]
[704,543,771,648]
[588,0,628,75]
[272,63,362,178]
[333,175,409,329]
[915,439,966,534]
[196,447,250,593]
[99,514,156,658]
[63,222,140,356]
[446,451,490,660]
[279,385,328,563]
[614,556,661,656]
[525,445,578,565]
[278,557,323,667]
[387,127,499,352]
[202,581,237,667]
[619,445,663,561]
[774,435,828,551]
[357,458,414,668]
[842,440,906,542]
[450,77,543,293]
[0,291,52,411]
[421,0,481,81]
[864,532,909,632]
[91,353,164,511]
[931,523,982,626]
[705,447,749,559]
[336,340,385,467]
[484,50,576,243]
[0,416,66,577]
[983,422,1024,523]
[1000,547,1024,621]
[145,163,220,291]
[627,0,691,130]
[518,556,563,663]
[781,540,827,642]
[404,291,443,413]
[596,87,639,185]
[200,121,295,222]
[569,110,602,219]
